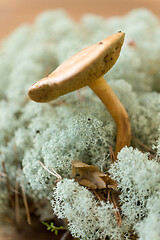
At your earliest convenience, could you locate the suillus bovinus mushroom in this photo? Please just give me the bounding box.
[28,32,131,158]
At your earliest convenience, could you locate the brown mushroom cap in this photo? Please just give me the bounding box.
[28,32,125,102]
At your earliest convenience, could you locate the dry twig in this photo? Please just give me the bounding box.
[110,191,121,227]
[39,160,62,183]
[109,145,116,163]
[15,178,20,225]
[92,190,102,202]
[1,161,14,207]
[21,180,31,225]
[132,136,155,153]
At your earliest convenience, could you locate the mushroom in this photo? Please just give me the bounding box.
[28,32,131,158]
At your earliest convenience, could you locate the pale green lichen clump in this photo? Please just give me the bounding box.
[53,147,160,240]
[52,179,123,240]
[109,147,160,238]
[0,8,160,239]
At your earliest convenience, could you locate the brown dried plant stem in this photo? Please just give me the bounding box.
[21,180,31,225]
[109,145,116,163]
[110,191,121,227]
[132,136,155,153]
[15,180,20,225]
[92,190,102,202]
[1,161,14,208]
[89,76,131,158]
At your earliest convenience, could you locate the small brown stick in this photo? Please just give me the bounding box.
[110,191,121,227]
[21,180,31,225]
[15,179,20,225]
[1,161,10,192]
[9,187,19,194]
[39,160,62,183]
[109,147,121,226]
[1,161,14,208]
[107,189,121,227]
[107,189,111,202]
[92,190,102,202]
[132,136,155,153]
[109,145,116,163]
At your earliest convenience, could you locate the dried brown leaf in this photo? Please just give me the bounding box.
[72,161,116,189]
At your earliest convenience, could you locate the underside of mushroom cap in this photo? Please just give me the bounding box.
[28,32,125,102]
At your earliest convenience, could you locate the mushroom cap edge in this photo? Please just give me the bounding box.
[28,32,125,102]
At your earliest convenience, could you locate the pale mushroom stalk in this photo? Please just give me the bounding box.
[89,76,131,157]
[28,32,131,158]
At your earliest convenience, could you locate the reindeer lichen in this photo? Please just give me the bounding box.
[0,8,160,239]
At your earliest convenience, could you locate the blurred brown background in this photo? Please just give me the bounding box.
[0,0,160,40]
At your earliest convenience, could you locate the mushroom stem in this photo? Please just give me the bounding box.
[89,76,131,158]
